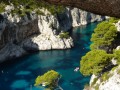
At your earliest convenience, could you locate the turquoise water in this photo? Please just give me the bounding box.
[0,23,98,90]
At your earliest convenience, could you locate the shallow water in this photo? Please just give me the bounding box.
[0,23,98,90]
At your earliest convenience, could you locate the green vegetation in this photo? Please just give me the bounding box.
[117,68,120,74]
[59,32,70,39]
[94,84,99,90]
[80,18,120,89]
[34,70,61,89]
[101,72,109,81]
[0,0,65,16]
[114,50,120,64]
[80,50,113,76]
[109,17,120,23]
[80,18,119,77]
[90,21,117,50]
[91,78,98,86]
[111,66,118,71]
[0,2,6,13]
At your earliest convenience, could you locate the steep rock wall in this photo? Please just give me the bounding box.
[43,0,120,18]
[0,7,105,62]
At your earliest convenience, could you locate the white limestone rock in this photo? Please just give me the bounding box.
[111,58,117,65]
[89,66,120,90]
[22,34,73,50]
[90,74,97,86]
[99,66,120,90]
[0,6,105,62]
[115,21,120,32]
[116,46,120,50]
[70,8,105,27]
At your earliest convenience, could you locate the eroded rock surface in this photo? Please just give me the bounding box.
[0,6,105,62]
[43,0,120,18]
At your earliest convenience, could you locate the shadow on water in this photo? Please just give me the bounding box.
[0,22,98,90]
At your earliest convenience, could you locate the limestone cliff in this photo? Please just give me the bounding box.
[88,64,120,90]
[0,6,105,62]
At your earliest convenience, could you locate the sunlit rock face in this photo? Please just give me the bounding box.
[0,6,105,62]
[116,21,120,32]
[70,8,105,27]
[99,67,120,90]
[98,46,120,90]
[89,66,120,90]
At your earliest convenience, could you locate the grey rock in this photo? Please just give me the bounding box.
[0,7,105,62]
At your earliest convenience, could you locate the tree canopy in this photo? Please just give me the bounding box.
[34,70,61,89]
[90,21,117,50]
[80,50,113,76]
[0,0,65,16]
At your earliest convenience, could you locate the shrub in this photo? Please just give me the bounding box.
[111,66,118,71]
[91,78,98,86]
[59,32,70,39]
[94,84,99,90]
[109,17,120,23]
[114,50,120,64]
[101,72,109,81]
[0,2,6,13]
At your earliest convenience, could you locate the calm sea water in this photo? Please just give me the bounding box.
[0,23,98,90]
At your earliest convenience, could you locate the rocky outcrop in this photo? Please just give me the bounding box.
[70,8,104,27]
[0,6,105,62]
[89,65,120,90]
[99,66,120,90]
[43,0,120,18]
[115,21,120,32]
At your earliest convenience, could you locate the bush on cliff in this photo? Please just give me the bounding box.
[90,21,117,50]
[59,32,70,39]
[114,50,120,64]
[109,17,120,23]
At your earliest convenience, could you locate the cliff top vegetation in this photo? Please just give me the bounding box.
[0,0,65,16]
[80,18,120,77]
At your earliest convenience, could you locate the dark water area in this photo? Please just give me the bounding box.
[0,22,98,90]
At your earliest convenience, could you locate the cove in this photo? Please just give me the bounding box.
[0,22,98,90]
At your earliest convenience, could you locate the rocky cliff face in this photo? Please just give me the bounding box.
[0,6,105,62]
[43,0,120,18]
[70,8,105,27]
[89,64,120,90]
[99,65,120,90]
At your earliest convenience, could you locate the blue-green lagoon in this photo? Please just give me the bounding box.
[0,23,98,90]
